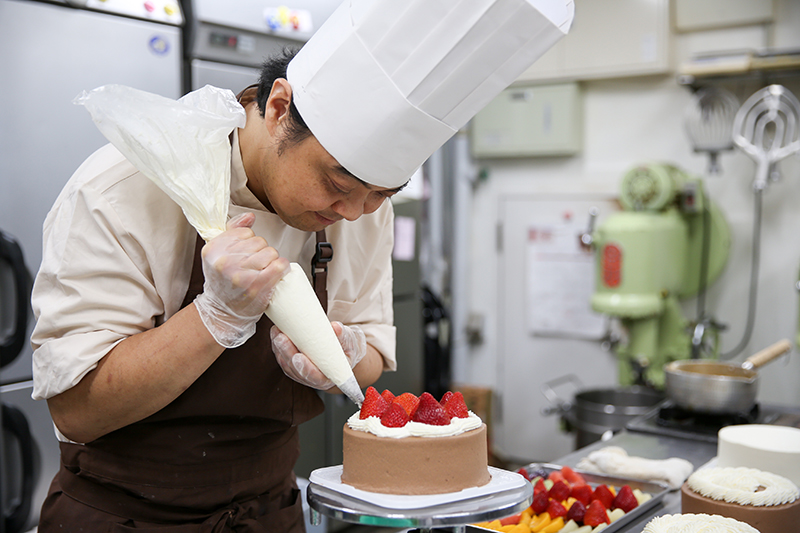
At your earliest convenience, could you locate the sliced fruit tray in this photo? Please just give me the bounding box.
[470,463,669,533]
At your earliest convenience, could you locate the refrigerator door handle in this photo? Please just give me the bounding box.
[2,403,36,533]
[0,231,31,368]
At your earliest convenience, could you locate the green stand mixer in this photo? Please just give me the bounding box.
[587,163,731,388]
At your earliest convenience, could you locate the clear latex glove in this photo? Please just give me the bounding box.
[194,213,290,348]
[271,322,367,390]
[332,321,368,369]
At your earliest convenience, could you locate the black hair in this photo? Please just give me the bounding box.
[256,48,313,153]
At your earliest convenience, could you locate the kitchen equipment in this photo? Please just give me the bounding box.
[0,231,36,533]
[626,397,800,443]
[732,84,800,191]
[586,163,731,387]
[663,339,791,414]
[0,1,183,528]
[542,375,664,448]
[184,0,339,93]
[306,467,532,532]
[684,87,739,175]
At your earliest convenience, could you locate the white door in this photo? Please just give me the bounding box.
[494,193,621,463]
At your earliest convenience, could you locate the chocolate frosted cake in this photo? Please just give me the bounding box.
[680,466,800,533]
[340,388,491,495]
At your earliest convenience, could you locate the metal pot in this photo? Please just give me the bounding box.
[542,376,664,448]
[664,339,791,414]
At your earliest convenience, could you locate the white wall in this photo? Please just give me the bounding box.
[458,0,800,460]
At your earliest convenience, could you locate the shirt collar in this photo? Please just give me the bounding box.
[229,128,267,211]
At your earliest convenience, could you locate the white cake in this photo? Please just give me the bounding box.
[643,513,759,533]
[717,425,800,486]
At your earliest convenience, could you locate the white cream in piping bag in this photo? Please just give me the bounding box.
[265,263,364,406]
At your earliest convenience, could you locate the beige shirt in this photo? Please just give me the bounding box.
[31,131,397,401]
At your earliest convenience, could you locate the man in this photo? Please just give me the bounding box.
[31,0,573,530]
[32,47,397,531]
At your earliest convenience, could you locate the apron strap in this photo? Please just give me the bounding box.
[312,230,333,314]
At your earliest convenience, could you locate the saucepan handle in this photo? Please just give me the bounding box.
[743,339,792,370]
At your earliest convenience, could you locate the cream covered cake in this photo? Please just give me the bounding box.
[341,387,491,495]
[680,466,800,533]
[643,513,759,533]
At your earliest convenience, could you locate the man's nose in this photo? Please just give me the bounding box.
[332,196,366,221]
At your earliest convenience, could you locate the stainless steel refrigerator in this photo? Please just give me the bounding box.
[0,0,183,529]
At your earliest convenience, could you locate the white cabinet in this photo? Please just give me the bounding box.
[519,0,670,82]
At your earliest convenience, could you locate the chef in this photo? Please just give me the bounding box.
[30,0,574,531]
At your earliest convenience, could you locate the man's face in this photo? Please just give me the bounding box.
[256,132,401,232]
[241,79,404,232]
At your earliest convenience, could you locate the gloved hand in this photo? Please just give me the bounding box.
[271,322,367,390]
[194,213,290,348]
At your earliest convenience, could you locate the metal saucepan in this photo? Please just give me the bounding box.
[664,339,792,414]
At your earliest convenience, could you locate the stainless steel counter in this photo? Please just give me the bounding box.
[552,430,717,532]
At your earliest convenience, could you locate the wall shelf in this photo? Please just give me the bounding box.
[678,48,800,90]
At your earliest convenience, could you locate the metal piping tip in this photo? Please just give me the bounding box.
[339,376,364,407]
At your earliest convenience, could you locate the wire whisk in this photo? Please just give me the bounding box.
[684,87,740,175]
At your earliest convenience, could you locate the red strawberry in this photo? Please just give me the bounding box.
[612,485,639,513]
[546,499,567,519]
[583,500,610,527]
[533,478,548,495]
[440,391,454,405]
[381,389,396,403]
[359,386,390,419]
[571,484,593,506]
[516,468,531,481]
[380,402,410,428]
[565,500,586,524]
[548,480,571,502]
[393,393,420,417]
[531,491,549,515]
[411,392,451,425]
[442,391,469,419]
[561,465,587,486]
[592,484,614,509]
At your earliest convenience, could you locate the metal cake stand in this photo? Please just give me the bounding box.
[306,471,533,533]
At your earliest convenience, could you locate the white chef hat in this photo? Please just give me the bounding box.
[287,0,574,188]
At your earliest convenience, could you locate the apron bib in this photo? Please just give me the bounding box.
[39,230,329,532]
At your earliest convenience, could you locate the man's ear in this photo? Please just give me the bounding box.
[264,78,293,134]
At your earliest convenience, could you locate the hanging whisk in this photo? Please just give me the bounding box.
[684,87,740,175]
[733,84,800,191]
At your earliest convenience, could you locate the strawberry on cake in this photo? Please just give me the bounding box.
[341,387,491,495]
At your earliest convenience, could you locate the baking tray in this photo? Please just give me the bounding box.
[471,463,669,533]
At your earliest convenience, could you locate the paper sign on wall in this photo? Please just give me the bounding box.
[526,221,605,339]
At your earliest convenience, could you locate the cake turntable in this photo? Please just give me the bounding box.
[306,466,533,532]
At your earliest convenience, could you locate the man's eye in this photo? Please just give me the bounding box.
[329,181,348,194]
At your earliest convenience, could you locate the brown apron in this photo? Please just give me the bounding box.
[38,230,332,532]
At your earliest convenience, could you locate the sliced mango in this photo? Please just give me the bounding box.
[529,513,551,532]
[540,517,565,533]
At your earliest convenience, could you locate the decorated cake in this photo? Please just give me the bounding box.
[643,513,759,533]
[341,387,491,495]
[680,466,800,533]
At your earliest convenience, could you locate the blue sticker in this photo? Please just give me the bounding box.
[149,35,170,55]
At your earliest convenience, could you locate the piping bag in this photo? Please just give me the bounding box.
[75,84,365,406]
